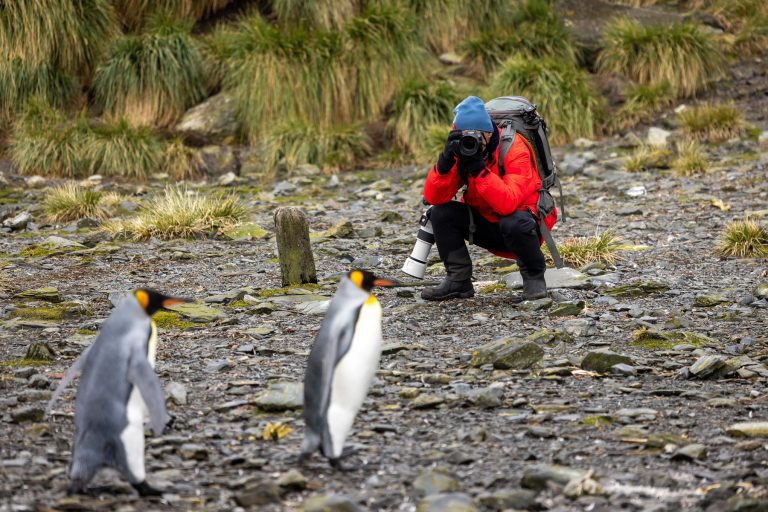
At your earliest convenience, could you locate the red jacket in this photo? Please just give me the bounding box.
[423,127,557,258]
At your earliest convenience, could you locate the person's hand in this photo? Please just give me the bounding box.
[436,130,463,175]
[457,151,485,179]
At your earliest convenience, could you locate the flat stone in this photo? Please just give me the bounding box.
[277,469,307,491]
[478,489,538,511]
[562,318,597,337]
[294,300,331,316]
[223,223,270,241]
[412,394,445,409]
[581,350,633,373]
[234,480,282,507]
[253,382,303,411]
[726,422,768,438]
[549,300,586,317]
[180,443,208,460]
[694,294,728,307]
[413,467,461,498]
[505,267,589,290]
[689,355,727,379]
[4,211,31,230]
[613,408,659,422]
[416,493,477,512]
[471,338,544,370]
[647,127,671,147]
[611,363,637,376]
[752,283,767,300]
[41,236,86,250]
[603,282,669,298]
[519,297,553,311]
[671,443,707,461]
[521,464,587,490]
[14,287,61,303]
[10,405,45,423]
[466,387,503,409]
[204,288,257,304]
[167,302,226,323]
[303,493,364,512]
[166,382,187,406]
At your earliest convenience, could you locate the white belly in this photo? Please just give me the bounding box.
[120,387,147,481]
[326,300,383,458]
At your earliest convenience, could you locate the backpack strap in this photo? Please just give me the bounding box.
[497,121,516,178]
[539,221,563,269]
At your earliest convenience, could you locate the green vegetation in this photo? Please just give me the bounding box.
[264,121,371,172]
[114,0,233,28]
[671,141,708,177]
[709,0,768,56]
[418,124,451,163]
[614,82,675,130]
[678,104,745,143]
[716,220,768,258]
[479,283,506,294]
[208,5,425,143]
[387,79,460,156]
[597,19,726,98]
[164,138,206,180]
[271,0,358,30]
[487,56,602,144]
[153,310,197,330]
[93,18,206,127]
[43,183,108,222]
[257,283,321,298]
[85,119,163,179]
[11,301,91,321]
[624,145,669,172]
[103,186,248,241]
[551,231,622,267]
[0,358,52,368]
[630,328,711,350]
[582,415,614,428]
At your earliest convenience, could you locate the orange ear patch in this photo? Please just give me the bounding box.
[350,271,364,288]
[134,290,149,310]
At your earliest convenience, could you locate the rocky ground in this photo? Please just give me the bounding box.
[1,119,768,511]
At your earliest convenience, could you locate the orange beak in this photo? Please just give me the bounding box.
[373,278,396,287]
[162,297,193,308]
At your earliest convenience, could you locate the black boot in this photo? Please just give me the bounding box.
[421,278,475,301]
[522,270,547,300]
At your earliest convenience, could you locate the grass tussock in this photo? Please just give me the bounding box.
[678,104,745,143]
[387,79,460,155]
[716,220,768,258]
[624,145,670,172]
[597,18,726,98]
[671,141,708,176]
[487,56,602,144]
[10,103,90,177]
[93,17,206,127]
[271,0,358,30]
[164,139,206,181]
[614,82,675,131]
[462,0,577,77]
[208,5,425,142]
[549,231,623,268]
[0,0,117,76]
[103,186,248,241]
[417,124,452,164]
[42,183,108,222]
[0,61,77,121]
[265,122,371,172]
[85,120,163,179]
[114,0,234,27]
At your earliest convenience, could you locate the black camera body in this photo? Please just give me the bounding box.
[458,130,483,157]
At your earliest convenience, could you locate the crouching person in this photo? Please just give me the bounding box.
[421,95,557,301]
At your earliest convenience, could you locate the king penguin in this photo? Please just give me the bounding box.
[299,269,393,469]
[47,289,190,496]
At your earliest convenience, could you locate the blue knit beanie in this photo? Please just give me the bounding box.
[452,96,493,132]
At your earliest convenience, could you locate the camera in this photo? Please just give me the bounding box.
[458,130,483,157]
[401,207,434,279]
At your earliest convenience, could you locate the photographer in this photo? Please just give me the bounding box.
[421,95,557,301]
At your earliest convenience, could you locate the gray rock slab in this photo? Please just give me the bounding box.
[505,267,589,290]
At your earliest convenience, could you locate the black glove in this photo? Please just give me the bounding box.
[456,151,486,179]
[436,130,463,175]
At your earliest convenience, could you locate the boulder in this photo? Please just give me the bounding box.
[175,92,239,144]
[581,349,633,373]
[471,338,544,370]
[200,145,238,176]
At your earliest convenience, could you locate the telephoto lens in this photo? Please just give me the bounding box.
[401,209,434,279]
[458,131,482,157]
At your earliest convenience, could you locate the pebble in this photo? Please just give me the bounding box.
[412,466,461,497]
[416,493,477,512]
[303,494,364,512]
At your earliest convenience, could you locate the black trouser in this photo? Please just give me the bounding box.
[429,201,546,281]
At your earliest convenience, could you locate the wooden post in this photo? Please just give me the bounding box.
[274,207,317,286]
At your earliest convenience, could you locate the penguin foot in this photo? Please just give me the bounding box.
[132,481,164,497]
[329,458,360,472]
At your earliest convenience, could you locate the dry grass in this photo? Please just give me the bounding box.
[264,122,371,172]
[42,183,109,222]
[271,0,358,30]
[93,17,206,127]
[487,56,603,144]
[597,18,726,98]
[103,186,248,241]
[671,141,708,176]
[716,220,768,258]
[624,145,670,172]
[613,82,675,131]
[84,119,163,179]
[114,0,234,27]
[164,139,207,181]
[678,104,745,143]
[548,231,623,268]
